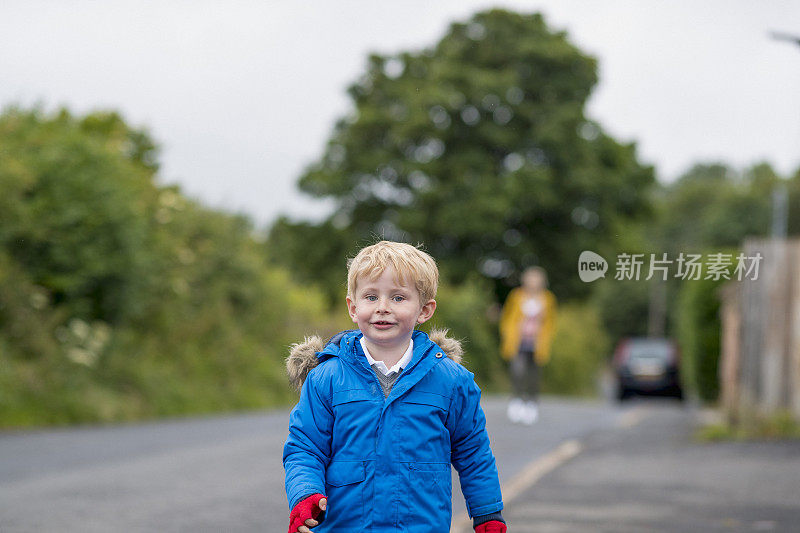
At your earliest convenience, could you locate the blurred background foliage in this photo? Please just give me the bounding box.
[541,303,609,396]
[2,8,799,427]
[0,107,346,427]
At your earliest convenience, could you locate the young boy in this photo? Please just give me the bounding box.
[283,241,506,532]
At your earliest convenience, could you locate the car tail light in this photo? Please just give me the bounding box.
[613,340,630,367]
[669,344,681,366]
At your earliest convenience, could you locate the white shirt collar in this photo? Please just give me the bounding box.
[360,337,414,376]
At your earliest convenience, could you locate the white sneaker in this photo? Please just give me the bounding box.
[520,401,539,425]
[507,398,524,423]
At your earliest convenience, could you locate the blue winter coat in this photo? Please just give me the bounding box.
[283,329,503,532]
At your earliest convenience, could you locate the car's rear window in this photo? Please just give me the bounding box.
[628,340,672,361]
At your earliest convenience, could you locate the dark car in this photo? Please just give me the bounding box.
[613,337,683,401]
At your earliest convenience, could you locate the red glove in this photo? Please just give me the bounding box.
[475,520,507,533]
[288,493,326,533]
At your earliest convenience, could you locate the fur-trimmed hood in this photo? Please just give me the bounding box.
[286,328,463,391]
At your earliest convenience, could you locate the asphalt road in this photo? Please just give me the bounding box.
[502,401,800,533]
[1,397,797,532]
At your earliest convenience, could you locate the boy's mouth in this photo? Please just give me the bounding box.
[371,320,395,328]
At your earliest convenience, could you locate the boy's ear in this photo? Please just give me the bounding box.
[417,299,437,324]
[346,296,358,323]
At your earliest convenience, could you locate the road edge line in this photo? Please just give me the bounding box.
[451,438,583,532]
[502,438,583,503]
[616,405,649,429]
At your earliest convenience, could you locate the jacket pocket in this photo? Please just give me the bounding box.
[409,461,451,490]
[324,461,366,528]
[332,388,374,406]
[330,389,378,453]
[326,460,365,486]
[397,392,451,461]
[401,462,452,530]
[402,390,449,411]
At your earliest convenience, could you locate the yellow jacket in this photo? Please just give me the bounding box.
[499,288,557,364]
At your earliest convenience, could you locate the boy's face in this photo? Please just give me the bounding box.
[346,267,436,351]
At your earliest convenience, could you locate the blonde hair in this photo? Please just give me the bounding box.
[347,241,438,303]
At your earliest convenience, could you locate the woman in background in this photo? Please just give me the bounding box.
[499,266,557,424]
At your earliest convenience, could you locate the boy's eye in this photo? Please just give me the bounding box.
[392,296,405,302]
[365,295,378,301]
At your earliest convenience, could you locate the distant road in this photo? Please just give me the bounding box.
[0,397,660,532]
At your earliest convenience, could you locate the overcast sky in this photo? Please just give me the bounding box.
[3,1,800,227]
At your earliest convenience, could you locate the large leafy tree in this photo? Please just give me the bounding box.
[0,107,159,323]
[270,9,654,300]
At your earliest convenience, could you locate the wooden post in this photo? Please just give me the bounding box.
[719,281,741,423]
[789,242,800,419]
[733,238,800,422]
[760,239,789,413]
[738,239,767,418]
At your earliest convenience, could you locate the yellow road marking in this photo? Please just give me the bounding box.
[451,406,652,531]
[451,439,583,532]
[617,405,649,429]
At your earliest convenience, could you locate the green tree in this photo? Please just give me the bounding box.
[654,163,774,255]
[0,107,159,323]
[628,163,782,401]
[267,217,359,305]
[0,106,343,427]
[595,162,781,350]
[788,167,800,235]
[270,9,654,301]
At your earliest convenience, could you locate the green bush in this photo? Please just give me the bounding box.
[540,302,610,396]
[426,276,506,390]
[676,272,727,402]
[674,248,736,402]
[0,107,341,428]
[591,277,650,348]
[696,411,800,441]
